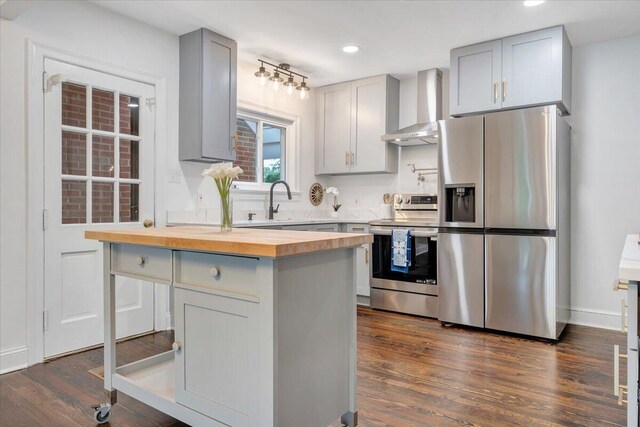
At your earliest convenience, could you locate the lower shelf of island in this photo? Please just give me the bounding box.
[112,351,222,426]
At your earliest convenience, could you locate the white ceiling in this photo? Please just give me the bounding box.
[92,0,640,86]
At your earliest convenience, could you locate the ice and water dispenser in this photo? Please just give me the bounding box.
[444,185,476,223]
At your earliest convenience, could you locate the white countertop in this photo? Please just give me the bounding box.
[619,233,640,282]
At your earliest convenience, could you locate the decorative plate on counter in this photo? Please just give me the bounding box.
[309,182,324,206]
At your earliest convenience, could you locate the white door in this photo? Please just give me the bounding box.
[43,59,156,357]
[501,26,564,109]
[449,39,502,116]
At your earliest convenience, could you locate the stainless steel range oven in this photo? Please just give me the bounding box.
[369,194,439,318]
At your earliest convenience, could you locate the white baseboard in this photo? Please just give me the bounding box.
[568,307,622,331]
[357,295,370,306]
[0,346,29,374]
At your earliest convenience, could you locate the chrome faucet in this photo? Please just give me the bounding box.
[268,180,292,220]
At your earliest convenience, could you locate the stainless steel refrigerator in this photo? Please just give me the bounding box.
[438,105,571,339]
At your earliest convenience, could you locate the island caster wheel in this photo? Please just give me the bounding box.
[91,403,111,424]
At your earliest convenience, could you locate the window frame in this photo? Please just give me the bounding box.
[233,104,300,195]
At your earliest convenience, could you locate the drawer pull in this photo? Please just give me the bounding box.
[210,267,220,278]
[613,278,629,291]
[172,342,182,353]
[136,256,145,266]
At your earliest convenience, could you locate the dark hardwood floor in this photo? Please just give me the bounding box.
[0,307,626,426]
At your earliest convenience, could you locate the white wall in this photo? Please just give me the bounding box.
[566,34,640,328]
[0,0,179,373]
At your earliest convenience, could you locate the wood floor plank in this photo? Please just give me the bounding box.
[0,307,627,426]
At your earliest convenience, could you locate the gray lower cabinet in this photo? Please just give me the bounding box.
[345,224,371,298]
[180,28,237,162]
[450,25,571,116]
[174,286,259,426]
[315,75,399,175]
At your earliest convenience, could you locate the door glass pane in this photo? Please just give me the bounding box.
[235,118,257,182]
[61,180,86,224]
[92,182,114,223]
[263,124,284,183]
[61,82,87,128]
[119,139,139,179]
[119,184,139,223]
[92,88,114,132]
[92,135,115,177]
[119,94,139,136]
[62,131,86,176]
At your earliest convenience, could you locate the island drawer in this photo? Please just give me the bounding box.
[174,251,259,297]
[111,244,172,283]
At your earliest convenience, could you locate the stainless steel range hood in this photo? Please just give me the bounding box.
[382,68,442,146]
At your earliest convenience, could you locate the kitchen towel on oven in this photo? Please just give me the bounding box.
[391,229,411,273]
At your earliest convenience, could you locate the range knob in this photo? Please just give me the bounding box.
[405,197,411,204]
[396,195,403,204]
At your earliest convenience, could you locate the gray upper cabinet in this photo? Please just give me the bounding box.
[450,26,571,117]
[315,75,399,175]
[316,82,352,174]
[450,40,502,116]
[501,26,571,112]
[180,28,237,162]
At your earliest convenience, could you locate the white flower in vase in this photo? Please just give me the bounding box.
[202,163,243,231]
[325,186,342,218]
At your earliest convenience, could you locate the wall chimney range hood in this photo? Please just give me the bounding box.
[382,68,442,146]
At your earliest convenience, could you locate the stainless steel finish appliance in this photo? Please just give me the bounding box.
[484,105,570,339]
[381,69,442,146]
[437,105,571,339]
[370,194,439,317]
[437,115,485,328]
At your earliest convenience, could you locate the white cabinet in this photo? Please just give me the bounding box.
[316,75,399,175]
[174,286,260,426]
[450,26,571,116]
[450,40,502,116]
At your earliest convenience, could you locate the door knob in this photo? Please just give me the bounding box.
[143,219,154,228]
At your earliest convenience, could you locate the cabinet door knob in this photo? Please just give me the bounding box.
[136,256,145,266]
[172,342,182,352]
[143,219,154,228]
[210,267,220,278]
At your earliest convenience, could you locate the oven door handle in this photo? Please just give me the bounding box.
[370,227,438,239]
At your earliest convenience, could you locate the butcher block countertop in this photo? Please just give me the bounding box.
[619,233,640,282]
[85,226,373,258]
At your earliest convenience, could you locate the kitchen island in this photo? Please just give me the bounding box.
[85,226,372,427]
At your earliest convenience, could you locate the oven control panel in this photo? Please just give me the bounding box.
[394,193,437,211]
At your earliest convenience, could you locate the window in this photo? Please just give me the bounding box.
[235,114,286,184]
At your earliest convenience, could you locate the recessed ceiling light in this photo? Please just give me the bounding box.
[523,0,545,6]
[342,45,359,54]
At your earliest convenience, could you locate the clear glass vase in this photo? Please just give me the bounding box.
[220,192,233,232]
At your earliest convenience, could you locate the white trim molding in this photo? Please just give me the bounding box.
[234,99,302,195]
[568,307,622,331]
[0,346,29,374]
[26,40,168,366]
